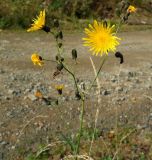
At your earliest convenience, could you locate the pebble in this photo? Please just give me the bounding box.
[6,111,14,118]
[0,69,5,74]
[8,89,15,95]
[27,94,37,101]
[8,89,21,96]
[101,90,111,96]
[111,76,117,82]
[0,141,8,146]
[115,86,123,93]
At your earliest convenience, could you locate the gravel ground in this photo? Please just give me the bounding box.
[0,29,152,159]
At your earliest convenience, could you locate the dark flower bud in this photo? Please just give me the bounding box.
[115,51,124,64]
[58,31,63,39]
[39,56,43,61]
[60,57,64,62]
[57,89,62,95]
[56,55,59,61]
[53,19,60,28]
[75,91,81,100]
[72,49,77,60]
[57,63,64,71]
[42,26,50,33]
[58,43,63,48]
[55,99,58,105]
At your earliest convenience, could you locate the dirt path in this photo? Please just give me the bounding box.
[0,30,152,159]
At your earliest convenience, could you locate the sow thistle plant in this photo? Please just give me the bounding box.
[27,2,136,159]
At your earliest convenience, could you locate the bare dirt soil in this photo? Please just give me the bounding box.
[0,29,152,159]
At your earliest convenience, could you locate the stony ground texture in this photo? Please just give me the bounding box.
[0,29,152,159]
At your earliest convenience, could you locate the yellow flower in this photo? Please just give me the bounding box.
[83,20,120,56]
[31,53,44,66]
[55,84,64,95]
[27,10,46,32]
[127,5,136,13]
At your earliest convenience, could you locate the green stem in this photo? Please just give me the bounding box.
[62,63,79,92]
[43,59,57,63]
[75,93,85,158]
[89,55,107,90]
[50,31,61,55]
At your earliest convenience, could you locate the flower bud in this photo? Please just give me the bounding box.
[56,55,59,61]
[75,91,81,100]
[42,26,50,33]
[58,43,63,48]
[58,31,63,39]
[60,57,64,62]
[72,49,77,60]
[57,63,64,71]
[115,51,124,64]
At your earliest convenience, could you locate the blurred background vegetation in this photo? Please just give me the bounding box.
[0,0,152,29]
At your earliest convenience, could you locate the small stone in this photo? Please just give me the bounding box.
[145,84,152,89]
[8,89,21,96]
[10,76,17,81]
[0,69,5,74]
[1,141,8,146]
[115,86,123,93]
[4,96,10,100]
[127,71,137,78]
[111,76,117,82]
[0,122,4,127]
[101,90,111,96]
[11,146,15,150]
[24,88,31,94]
[27,94,37,101]
[6,111,11,117]
[8,89,15,95]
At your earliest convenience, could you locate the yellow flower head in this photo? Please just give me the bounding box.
[55,84,64,95]
[27,10,45,32]
[83,20,120,56]
[127,5,136,13]
[31,53,44,66]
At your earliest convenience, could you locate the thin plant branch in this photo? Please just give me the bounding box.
[36,141,64,158]
[115,63,122,160]
[14,115,48,148]
[63,154,94,160]
[43,58,57,63]
[62,63,79,92]
[89,57,110,156]
[89,55,107,90]
[144,95,152,101]
[112,129,136,160]
[75,93,85,158]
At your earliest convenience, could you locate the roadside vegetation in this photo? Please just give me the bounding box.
[0,0,152,29]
